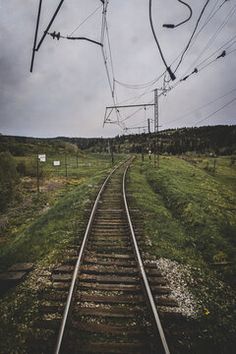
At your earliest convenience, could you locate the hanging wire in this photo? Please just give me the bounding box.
[173,0,210,74]
[181,3,236,78]
[163,0,229,85]
[116,0,228,92]
[149,0,176,80]
[163,0,192,29]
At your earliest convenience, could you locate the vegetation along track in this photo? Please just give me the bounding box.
[33,158,175,354]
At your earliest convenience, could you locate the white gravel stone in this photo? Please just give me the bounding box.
[155,257,200,318]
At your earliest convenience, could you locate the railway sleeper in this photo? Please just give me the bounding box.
[69,320,148,338]
[80,265,139,275]
[72,340,150,354]
[77,293,145,304]
[83,257,136,266]
[79,274,139,284]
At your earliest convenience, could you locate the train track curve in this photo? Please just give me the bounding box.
[34,159,173,353]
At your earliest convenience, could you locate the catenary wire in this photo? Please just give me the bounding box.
[193,96,236,125]
[163,87,236,126]
[182,3,236,77]
[68,4,102,37]
[173,0,210,74]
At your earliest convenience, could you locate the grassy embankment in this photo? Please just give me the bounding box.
[0,153,125,353]
[129,155,236,353]
[0,153,118,269]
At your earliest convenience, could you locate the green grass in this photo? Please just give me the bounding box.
[128,155,236,353]
[0,153,125,270]
[0,153,126,353]
[130,156,236,269]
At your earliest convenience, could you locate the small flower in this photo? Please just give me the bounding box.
[203,307,210,316]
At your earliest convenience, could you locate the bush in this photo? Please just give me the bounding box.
[16,161,26,176]
[0,152,19,211]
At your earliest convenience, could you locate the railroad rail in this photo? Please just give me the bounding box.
[34,159,174,353]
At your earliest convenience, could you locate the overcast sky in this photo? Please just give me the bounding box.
[0,0,236,138]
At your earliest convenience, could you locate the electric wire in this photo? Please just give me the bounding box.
[193,96,236,125]
[195,33,236,68]
[117,0,227,91]
[186,0,226,50]
[173,0,210,74]
[114,72,165,90]
[149,0,176,80]
[163,0,229,84]
[163,0,192,28]
[182,3,236,77]
[100,1,124,127]
[163,87,236,126]
[68,4,103,37]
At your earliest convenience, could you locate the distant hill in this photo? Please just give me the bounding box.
[0,125,235,156]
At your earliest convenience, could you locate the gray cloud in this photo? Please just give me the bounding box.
[0,0,235,138]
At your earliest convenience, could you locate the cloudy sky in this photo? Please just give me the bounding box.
[0,0,236,138]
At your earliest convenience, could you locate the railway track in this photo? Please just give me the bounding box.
[33,159,176,353]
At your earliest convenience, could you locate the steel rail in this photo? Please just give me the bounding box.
[54,159,127,354]
[123,162,170,354]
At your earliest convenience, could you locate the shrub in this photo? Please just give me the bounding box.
[0,152,19,211]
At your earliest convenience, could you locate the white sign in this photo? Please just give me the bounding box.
[53,160,60,166]
[38,154,46,162]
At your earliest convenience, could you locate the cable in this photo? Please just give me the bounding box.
[164,87,236,126]
[114,72,165,90]
[163,0,228,83]
[68,4,103,37]
[163,0,192,29]
[195,33,236,68]
[149,0,176,80]
[194,96,236,125]
[47,31,103,46]
[173,0,210,74]
[104,17,117,98]
[227,47,236,55]
[182,3,236,77]
[100,1,124,126]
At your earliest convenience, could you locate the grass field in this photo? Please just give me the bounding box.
[128,154,236,352]
[0,152,235,353]
[0,152,123,270]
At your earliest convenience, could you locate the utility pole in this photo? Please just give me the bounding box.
[110,140,114,165]
[36,155,40,195]
[154,88,160,168]
[148,118,151,134]
[76,150,79,168]
[65,153,68,178]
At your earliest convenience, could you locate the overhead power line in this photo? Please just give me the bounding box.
[47,31,103,46]
[173,0,210,74]
[194,96,236,125]
[149,0,176,81]
[162,0,229,83]
[164,87,236,126]
[68,4,103,37]
[163,0,192,29]
[182,2,236,77]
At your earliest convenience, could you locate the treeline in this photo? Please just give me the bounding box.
[0,125,235,157]
[58,125,236,155]
[0,136,79,156]
[117,125,236,155]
